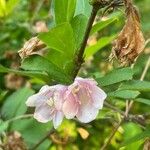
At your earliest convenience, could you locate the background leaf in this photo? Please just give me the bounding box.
[121,123,143,150]
[6,0,19,15]
[132,98,150,106]
[119,80,150,92]
[54,0,76,24]
[96,67,134,86]
[108,90,140,99]
[21,55,72,84]
[10,118,52,150]
[71,14,88,49]
[75,0,92,17]
[90,18,118,35]
[122,127,150,147]
[0,120,9,134]
[0,64,49,82]
[39,23,76,76]
[1,87,34,119]
[84,35,116,59]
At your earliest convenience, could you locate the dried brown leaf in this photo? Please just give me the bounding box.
[110,0,145,66]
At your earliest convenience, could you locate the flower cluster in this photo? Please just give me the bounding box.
[26,77,107,128]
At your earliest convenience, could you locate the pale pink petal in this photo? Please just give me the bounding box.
[77,85,91,106]
[26,86,53,107]
[39,85,50,92]
[63,92,79,119]
[53,111,64,129]
[34,104,54,123]
[76,104,99,123]
[75,77,97,86]
[91,86,107,109]
[53,85,67,110]
[26,93,44,107]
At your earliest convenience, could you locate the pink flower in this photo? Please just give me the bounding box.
[63,77,107,123]
[26,85,67,129]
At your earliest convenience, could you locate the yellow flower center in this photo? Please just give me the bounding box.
[46,98,54,107]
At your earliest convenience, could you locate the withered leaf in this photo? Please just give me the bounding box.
[110,0,145,66]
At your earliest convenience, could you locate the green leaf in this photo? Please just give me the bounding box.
[39,23,76,76]
[96,67,134,86]
[122,123,143,150]
[54,0,76,24]
[108,90,140,99]
[6,0,19,15]
[0,0,6,17]
[90,18,118,35]
[122,129,150,146]
[1,87,34,119]
[39,23,75,56]
[10,118,52,150]
[0,64,49,82]
[0,120,9,134]
[0,90,7,103]
[119,80,150,92]
[21,55,72,84]
[133,98,150,106]
[75,0,92,17]
[84,35,116,59]
[71,14,88,49]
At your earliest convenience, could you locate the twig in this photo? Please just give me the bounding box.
[104,101,124,115]
[104,101,146,127]
[30,128,55,150]
[101,120,123,150]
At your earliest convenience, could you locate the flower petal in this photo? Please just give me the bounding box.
[75,77,97,86]
[76,104,99,123]
[53,111,64,129]
[91,86,107,109]
[53,85,67,110]
[34,104,54,123]
[26,93,43,107]
[39,85,50,92]
[63,92,79,119]
[26,85,53,107]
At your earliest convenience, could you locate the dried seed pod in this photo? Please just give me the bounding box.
[143,138,150,150]
[5,73,25,90]
[18,37,46,59]
[1,131,27,150]
[109,0,145,66]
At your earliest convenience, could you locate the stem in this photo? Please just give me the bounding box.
[73,4,101,79]
[104,102,146,127]
[7,114,33,123]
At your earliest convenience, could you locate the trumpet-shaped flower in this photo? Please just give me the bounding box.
[26,85,67,129]
[63,77,107,123]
